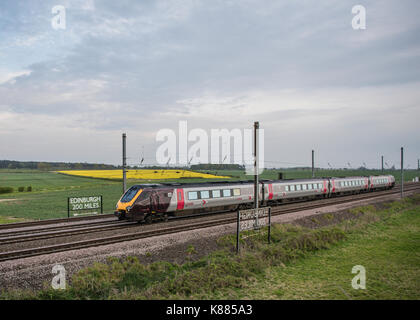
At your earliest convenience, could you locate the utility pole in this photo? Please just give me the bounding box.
[418,159,419,171]
[401,147,404,198]
[254,121,259,211]
[381,155,384,173]
[122,133,127,194]
[312,150,315,178]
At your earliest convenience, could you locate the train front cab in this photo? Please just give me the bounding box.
[114,185,143,220]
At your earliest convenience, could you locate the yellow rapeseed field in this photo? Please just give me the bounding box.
[58,169,230,180]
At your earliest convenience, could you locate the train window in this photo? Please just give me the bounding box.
[200,191,210,199]
[233,189,241,196]
[290,185,295,191]
[223,189,232,197]
[312,183,317,189]
[188,191,198,200]
[308,184,313,190]
[318,183,323,189]
[121,186,142,203]
[302,184,307,190]
[285,185,289,192]
[296,185,301,191]
[212,190,221,198]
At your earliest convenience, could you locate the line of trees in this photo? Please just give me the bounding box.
[190,164,245,170]
[0,160,117,171]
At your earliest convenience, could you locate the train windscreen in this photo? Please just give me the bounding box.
[121,186,142,202]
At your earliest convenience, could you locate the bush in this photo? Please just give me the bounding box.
[18,187,25,192]
[0,187,13,194]
[27,186,32,192]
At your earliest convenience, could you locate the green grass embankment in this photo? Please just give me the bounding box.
[2,195,419,300]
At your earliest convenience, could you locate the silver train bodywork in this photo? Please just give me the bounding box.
[116,175,396,222]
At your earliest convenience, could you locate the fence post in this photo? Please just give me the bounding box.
[268,207,271,244]
[236,210,240,254]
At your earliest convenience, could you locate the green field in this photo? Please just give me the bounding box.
[0,168,419,221]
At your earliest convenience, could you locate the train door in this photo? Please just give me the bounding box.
[176,188,184,210]
[150,191,159,213]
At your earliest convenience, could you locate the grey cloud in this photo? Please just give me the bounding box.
[1,0,419,167]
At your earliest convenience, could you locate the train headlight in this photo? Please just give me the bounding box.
[126,206,132,212]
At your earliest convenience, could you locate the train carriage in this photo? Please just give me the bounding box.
[369,175,395,190]
[330,176,368,196]
[266,178,329,204]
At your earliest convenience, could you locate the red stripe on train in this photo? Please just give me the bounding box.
[268,184,273,200]
[176,189,184,210]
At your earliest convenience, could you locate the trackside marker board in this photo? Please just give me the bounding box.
[236,207,271,253]
[67,195,103,217]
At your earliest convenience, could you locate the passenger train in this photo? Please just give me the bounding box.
[114,175,395,223]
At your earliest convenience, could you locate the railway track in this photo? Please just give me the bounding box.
[0,209,236,244]
[0,213,115,231]
[0,183,419,262]
[0,221,138,245]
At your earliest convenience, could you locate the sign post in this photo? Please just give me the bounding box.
[253,122,259,224]
[236,207,271,253]
[67,195,103,217]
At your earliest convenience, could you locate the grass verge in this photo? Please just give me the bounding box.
[1,195,419,300]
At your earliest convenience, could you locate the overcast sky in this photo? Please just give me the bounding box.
[0,0,419,169]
